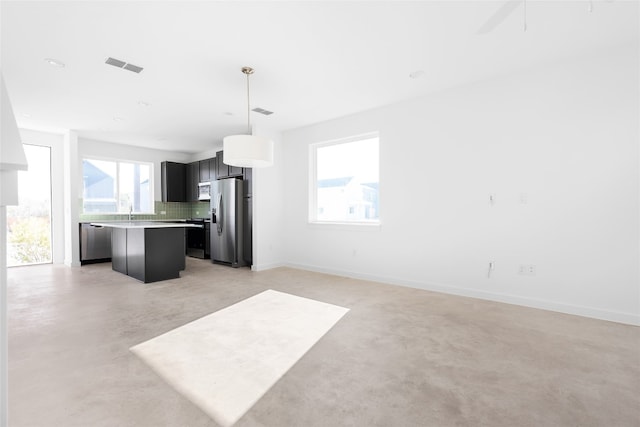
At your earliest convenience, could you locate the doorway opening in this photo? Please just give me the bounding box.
[6,144,52,266]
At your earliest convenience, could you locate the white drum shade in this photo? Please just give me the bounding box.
[223,134,274,168]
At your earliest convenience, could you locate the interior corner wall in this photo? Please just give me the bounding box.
[282,44,640,325]
[252,126,286,270]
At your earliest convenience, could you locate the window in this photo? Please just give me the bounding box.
[7,144,52,266]
[82,158,153,213]
[310,133,379,224]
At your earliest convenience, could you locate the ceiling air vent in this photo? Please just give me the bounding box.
[105,57,126,68]
[105,57,144,73]
[252,107,274,116]
[123,63,144,73]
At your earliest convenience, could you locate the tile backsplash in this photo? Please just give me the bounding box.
[79,201,210,221]
[189,202,211,219]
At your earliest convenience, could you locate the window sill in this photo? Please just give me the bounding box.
[81,212,156,215]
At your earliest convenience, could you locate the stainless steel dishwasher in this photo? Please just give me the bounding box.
[80,223,112,264]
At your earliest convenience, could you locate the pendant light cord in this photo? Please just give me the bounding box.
[246,71,251,134]
[240,66,255,134]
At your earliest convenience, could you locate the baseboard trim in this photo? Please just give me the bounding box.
[252,262,285,272]
[283,262,640,326]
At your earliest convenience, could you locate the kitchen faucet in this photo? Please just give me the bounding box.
[128,204,133,221]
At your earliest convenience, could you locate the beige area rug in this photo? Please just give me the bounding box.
[130,290,350,427]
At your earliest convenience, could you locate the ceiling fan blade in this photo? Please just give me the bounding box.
[477,0,525,34]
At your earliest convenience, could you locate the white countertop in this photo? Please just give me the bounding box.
[90,222,202,229]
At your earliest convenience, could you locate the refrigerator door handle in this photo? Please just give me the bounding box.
[217,193,223,235]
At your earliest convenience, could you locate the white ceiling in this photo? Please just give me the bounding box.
[1,1,637,154]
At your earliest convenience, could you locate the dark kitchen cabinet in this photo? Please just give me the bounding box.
[111,227,127,274]
[204,222,211,258]
[229,160,243,177]
[187,162,199,202]
[161,161,186,202]
[112,227,186,283]
[243,194,252,265]
[243,166,252,197]
[215,151,228,178]
[209,157,217,180]
[216,150,243,179]
[199,159,214,182]
[242,166,252,264]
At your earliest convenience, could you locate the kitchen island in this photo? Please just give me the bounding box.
[91,222,201,283]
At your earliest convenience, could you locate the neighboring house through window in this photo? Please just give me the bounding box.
[310,132,379,224]
[82,158,153,214]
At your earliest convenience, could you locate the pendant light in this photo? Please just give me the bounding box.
[223,67,274,168]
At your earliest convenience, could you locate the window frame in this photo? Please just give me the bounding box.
[81,156,155,215]
[308,132,380,226]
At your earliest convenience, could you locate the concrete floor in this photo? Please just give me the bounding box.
[7,258,640,427]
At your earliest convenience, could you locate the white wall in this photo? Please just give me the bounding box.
[281,44,639,325]
[18,129,65,264]
[78,137,192,202]
[189,146,222,163]
[63,131,80,266]
[0,70,27,427]
[252,125,286,271]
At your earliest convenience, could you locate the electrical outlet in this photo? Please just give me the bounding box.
[518,265,536,276]
[160,210,166,215]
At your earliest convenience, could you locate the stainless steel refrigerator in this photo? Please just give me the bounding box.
[210,178,247,267]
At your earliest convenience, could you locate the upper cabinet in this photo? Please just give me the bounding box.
[215,151,227,178]
[187,162,199,202]
[243,166,252,197]
[161,161,186,202]
[216,151,243,179]
[199,159,214,182]
[187,158,216,201]
[162,153,248,203]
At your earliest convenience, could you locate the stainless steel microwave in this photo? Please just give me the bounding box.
[198,182,211,200]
